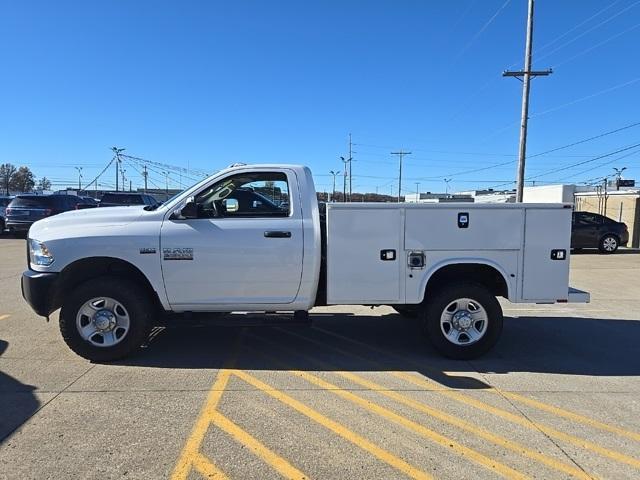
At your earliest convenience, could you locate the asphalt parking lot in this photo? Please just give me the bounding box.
[0,238,639,479]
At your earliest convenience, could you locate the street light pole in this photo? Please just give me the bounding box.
[329,170,340,202]
[75,167,83,191]
[613,167,627,190]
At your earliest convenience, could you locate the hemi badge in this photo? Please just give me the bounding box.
[139,248,157,254]
[163,248,194,261]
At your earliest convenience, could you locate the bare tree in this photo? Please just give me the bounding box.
[0,163,17,195]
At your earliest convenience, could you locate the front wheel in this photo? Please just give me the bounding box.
[422,283,503,360]
[59,277,153,362]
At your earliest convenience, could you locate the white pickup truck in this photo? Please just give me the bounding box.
[22,163,589,362]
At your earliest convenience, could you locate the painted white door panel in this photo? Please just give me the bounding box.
[327,207,402,303]
[521,208,572,301]
[161,216,303,306]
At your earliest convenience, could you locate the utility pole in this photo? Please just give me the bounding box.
[348,133,353,201]
[329,170,340,202]
[414,182,420,202]
[613,167,627,190]
[142,165,149,193]
[120,167,126,192]
[503,0,551,202]
[75,167,83,191]
[111,147,125,192]
[340,157,349,202]
[391,150,411,202]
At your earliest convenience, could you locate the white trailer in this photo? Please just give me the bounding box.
[21,164,589,362]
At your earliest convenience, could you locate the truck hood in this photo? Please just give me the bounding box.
[29,206,150,240]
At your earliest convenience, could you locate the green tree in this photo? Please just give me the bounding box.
[10,166,36,193]
[0,163,17,195]
[38,176,52,191]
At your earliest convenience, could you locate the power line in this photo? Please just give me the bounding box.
[532,0,625,56]
[454,0,512,61]
[80,157,115,192]
[553,21,640,69]
[489,142,640,188]
[534,0,640,64]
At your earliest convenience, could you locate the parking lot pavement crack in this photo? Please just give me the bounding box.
[470,363,596,480]
[0,362,97,443]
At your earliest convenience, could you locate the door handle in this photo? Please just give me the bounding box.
[264,231,291,238]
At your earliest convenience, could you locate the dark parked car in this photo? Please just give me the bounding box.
[571,211,629,254]
[99,192,158,207]
[5,195,90,234]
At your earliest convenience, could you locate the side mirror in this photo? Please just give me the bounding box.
[179,201,198,219]
[223,198,239,213]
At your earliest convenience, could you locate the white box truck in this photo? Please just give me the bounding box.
[21,164,589,362]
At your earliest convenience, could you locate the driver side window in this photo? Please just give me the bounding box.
[194,171,290,218]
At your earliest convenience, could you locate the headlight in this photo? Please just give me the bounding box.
[29,239,54,266]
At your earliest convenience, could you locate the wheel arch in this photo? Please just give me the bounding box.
[53,257,164,315]
[419,260,512,303]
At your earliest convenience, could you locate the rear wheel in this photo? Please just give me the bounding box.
[599,234,619,254]
[60,277,153,362]
[422,283,503,360]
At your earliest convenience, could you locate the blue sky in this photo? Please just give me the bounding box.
[1,0,639,194]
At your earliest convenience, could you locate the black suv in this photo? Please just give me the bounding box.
[571,211,629,254]
[99,192,158,207]
[6,195,91,233]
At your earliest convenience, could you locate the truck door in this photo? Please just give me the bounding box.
[160,170,304,308]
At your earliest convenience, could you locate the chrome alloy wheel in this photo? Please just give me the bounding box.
[602,236,617,252]
[440,297,488,346]
[76,297,130,347]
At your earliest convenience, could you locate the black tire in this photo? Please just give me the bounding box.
[422,283,503,360]
[598,234,619,254]
[59,277,153,362]
[392,305,419,318]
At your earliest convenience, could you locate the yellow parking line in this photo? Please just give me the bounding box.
[171,334,242,480]
[245,346,529,480]
[396,371,640,471]
[232,369,433,480]
[253,333,590,479]
[296,328,640,470]
[210,410,308,479]
[314,326,640,442]
[0,314,10,321]
[500,391,640,443]
[192,453,229,479]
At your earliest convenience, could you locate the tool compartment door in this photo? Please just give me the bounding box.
[327,207,403,304]
[521,207,572,302]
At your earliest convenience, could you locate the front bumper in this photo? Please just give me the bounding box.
[21,270,60,317]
